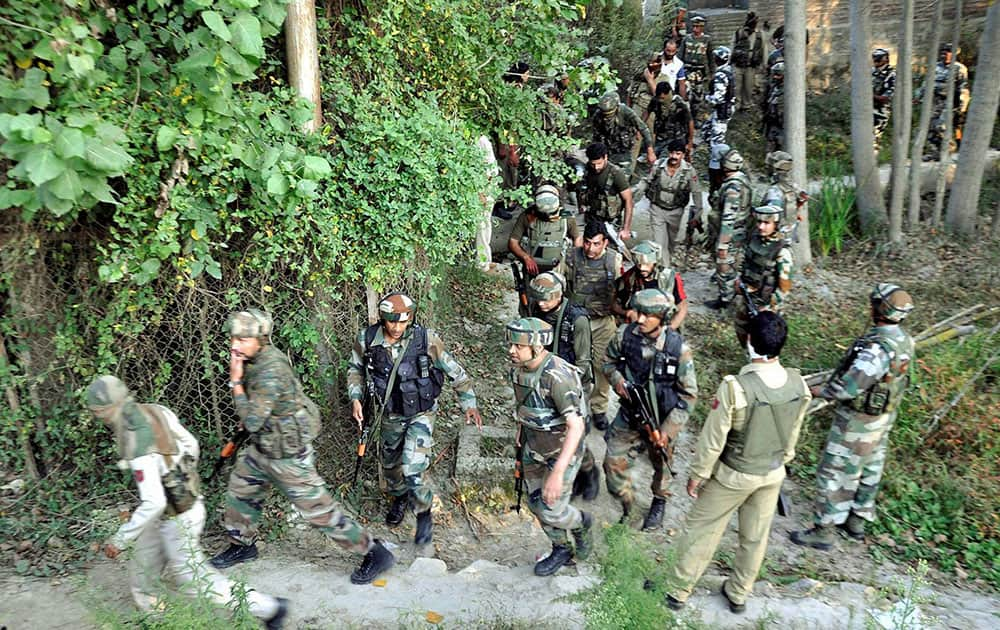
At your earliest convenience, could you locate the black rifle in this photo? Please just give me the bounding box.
[510,259,529,312]
[512,439,525,513]
[352,379,382,489]
[209,427,249,480]
[739,280,760,318]
[620,381,673,473]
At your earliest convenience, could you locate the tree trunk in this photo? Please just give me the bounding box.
[908,0,945,227]
[785,0,811,266]
[285,0,323,132]
[0,333,40,480]
[932,0,963,226]
[945,1,998,235]
[849,0,886,233]
[888,0,914,245]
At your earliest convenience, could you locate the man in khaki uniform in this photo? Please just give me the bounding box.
[665,312,810,613]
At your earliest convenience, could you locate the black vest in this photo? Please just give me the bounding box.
[619,323,685,419]
[538,301,588,365]
[365,324,444,416]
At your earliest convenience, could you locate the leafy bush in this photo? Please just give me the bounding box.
[811,159,858,257]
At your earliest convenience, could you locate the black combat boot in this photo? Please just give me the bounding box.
[581,466,600,501]
[721,579,746,613]
[350,539,396,584]
[839,513,866,540]
[618,500,632,524]
[385,494,408,526]
[534,544,574,576]
[705,298,731,310]
[572,512,594,561]
[210,542,258,569]
[571,469,586,499]
[592,412,608,431]
[265,597,290,630]
[641,497,666,531]
[414,509,433,545]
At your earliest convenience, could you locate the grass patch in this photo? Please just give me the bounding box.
[811,160,858,257]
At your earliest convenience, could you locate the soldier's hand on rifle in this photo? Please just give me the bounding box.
[465,407,483,430]
[686,477,703,499]
[351,399,364,431]
[614,380,629,399]
[542,469,564,506]
[523,256,539,276]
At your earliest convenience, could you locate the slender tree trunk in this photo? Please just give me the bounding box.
[285,0,322,131]
[0,333,40,480]
[785,0,811,266]
[908,0,945,227]
[850,0,886,233]
[932,0,963,226]
[945,2,998,235]
[888,0,914,245]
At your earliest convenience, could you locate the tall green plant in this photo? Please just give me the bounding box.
[811,159,858,256]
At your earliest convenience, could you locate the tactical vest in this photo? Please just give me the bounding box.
[652,96,690,143]
[621,267,675,312]
[649,160,694,210]
[127,404,200,516]
[712,67,735,120]
[245,346,322,459]
[838,326,914,416]
[522,216,569,272]
[741,232,785,302]
[595,106,639,156]
[365,324,445,417]
[768,181,798,225]
[733,29,751,66]
[683,34,710,73]
[619,323,685,421]
[569,248,618,317]
[539,301,588,366]
[511,354,565,431]
[584,163,625,221]
[720,369,806,475]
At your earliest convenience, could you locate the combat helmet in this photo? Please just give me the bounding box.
[713,46,732,65]
[771,62,785,80]
[765,151,793,173]
[534,183,561,219]
[378,293,416,322]
[506,317,554,348]
[690,14,706,25]
[722,148,744,171]
[631,240,662,266]
[528,272,565,303]
[227,308,274,338]
[630,288,675,320]
[598,91,621,118]
[752,203,784,223]
[870,284,914,323]
[86,375,129,410]
[872,48,890,64]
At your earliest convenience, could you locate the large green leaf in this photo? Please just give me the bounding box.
[54,128,87,159]
[47,169,84,201]
[201,11,232,42]
[156,125,179,152]
[23,147,66,185]
[230,13,264,60]
[84,140,132,173]
[302,155,332,179]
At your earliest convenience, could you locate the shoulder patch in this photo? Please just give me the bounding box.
[711,398,719,410]
[134,470,144,483]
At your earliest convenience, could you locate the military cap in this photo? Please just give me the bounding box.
[534,183,561,218]
[690,14,706,24]
[227,308,273,338]
[870,283,914,323]
[722,148,744,171]
[528,272,565,303]
[506,317,554,347]
[86,375,129,409]
[631,288,675,318]
[872,47,890,61]
[378,293,416,322]
[631,240,662,266]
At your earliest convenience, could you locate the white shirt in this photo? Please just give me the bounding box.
[659,57,687,92]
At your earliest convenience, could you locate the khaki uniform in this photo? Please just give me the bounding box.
[669,361,810,605]
[636,157,703,262]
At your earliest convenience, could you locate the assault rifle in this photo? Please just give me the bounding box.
[510,259,529,312]
[353,379,383,488]
[738,280,760,318]
[620,381,673,473]
[209,427,250,480]
[512,437,525,513]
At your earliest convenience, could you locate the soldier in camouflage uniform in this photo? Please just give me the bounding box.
[645,82,695,157]
[528,273,600,501]
[762,62,785,153]
[508,184,582,284]
[591,91,657,176]
[211,310,394,585]
[680,14,715,128]
[734,204,793,346]
[87,376,289,628]
[347,294,481,545]
[603,289,698,529]
[581,142,635,241]
[665,312,810,614]
[507,318,593,576]
[921,43,971,159]
[761,151,806,230]
[707,149,754,310]
[634,139,704,263]
[763,30,784,102]
[628,52,666,121]
[613,240,689,331]
[871,48,896,152]
[565,221,624,431]
[703,47,736,151]
[791,284,915,549]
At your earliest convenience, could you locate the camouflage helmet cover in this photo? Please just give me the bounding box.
[765,150,793,172]
[598,91,620,115]
[713,46,731,64]
[631,240,662,266]
[378,293,416,322]
[870,283,914,322]
[771,61,785,77]
[506,317,554,347]
[228,308,274,338]
[534,183,561,218]
[86,375,130,409]
[631,288,675,318]
[528,271,565,302]
[722,148,744,171]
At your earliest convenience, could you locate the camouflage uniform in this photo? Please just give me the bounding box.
[680,31,715,126]
[590,103,655,173]
[734,228,793,343]
[86,377,282,620]
[635,156,703,260]
[925,60,971,157]
[647,95,693,154]
[812,324,914,526]
[581,161,631,229]
[224,344,370,553]
[710,170,754,304]
[347,324,477,514]
[603,321,697,509]
[871,64,896,150]
[703,63,735,148]
[762,79,784,152]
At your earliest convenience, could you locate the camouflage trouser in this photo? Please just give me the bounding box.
[925,109,961,158]
[687,72,708,127]
[873,110,891,150]
[382,411,436,513]
[523,428,584,546]
[712,246,743,303]
[733,291,777,342]
[603,413,678,505]
[701,114,729,150]
[813,407,895,525]
[589,315,617,415]
[224,444,369,553]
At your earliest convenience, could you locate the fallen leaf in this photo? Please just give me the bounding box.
[426,611,444,624]
[372,578,387,587]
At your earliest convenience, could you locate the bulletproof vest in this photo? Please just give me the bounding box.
[741,232,785,301]
[713,67,735,120]
[619,267,674,310]
[683,34,710,71]
[649,160,694,209]
[619,323,685,420]
[245,345,322,459]
[721,369,806,475]
[136,404,200,516]
[594,106,640,156]
[366,324,444,417]
[838,326,915,416]
[732,28,751,65]
[522,216,569,272]
[538,301,587,366]
[569,248,618,317]
[511,354,565,431]
[769,181,799,225]
[584,164,625,221]
[652,96,689,142]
